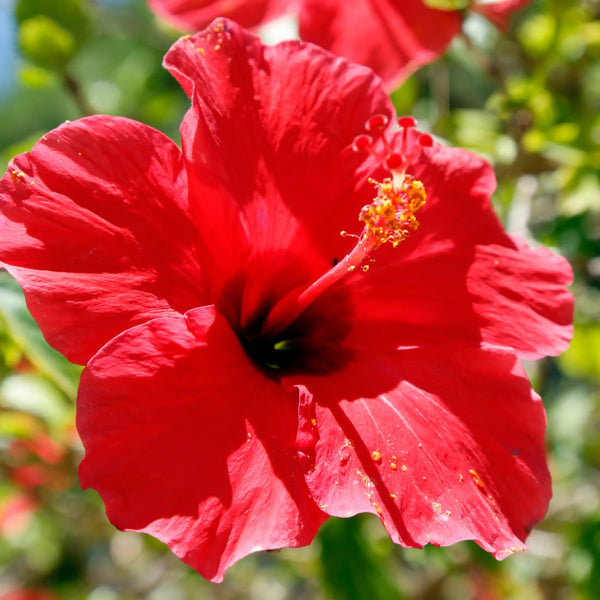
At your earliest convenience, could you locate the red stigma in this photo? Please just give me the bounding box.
[365,114,389,133]
[352,134,372,152]
[352,114,434,180]
[385,154,404,170]
[419,133,434,147]
[397,116,417,129]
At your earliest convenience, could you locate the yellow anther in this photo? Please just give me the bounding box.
[359,174,426,250]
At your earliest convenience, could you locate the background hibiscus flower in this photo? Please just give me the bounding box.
[0,18,571,582]
[146,0,533,87]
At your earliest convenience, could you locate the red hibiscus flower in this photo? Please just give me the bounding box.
[0,590,59,600]
[146,0,532,87]
[0,19,571,582]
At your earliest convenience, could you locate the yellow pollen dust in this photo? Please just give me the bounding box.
[359,174,426,250]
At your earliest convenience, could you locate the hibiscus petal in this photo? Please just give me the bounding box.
[293,344,550,557]
[298,0,463,89]
[473,0,533,30]
[0,116,206,364]
[347,141,573,360]
[163,19,393,329]
[78,305,325,582]
[147,0,286,31]
[466,237,573,358]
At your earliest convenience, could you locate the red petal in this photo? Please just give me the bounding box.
[0,116,206,364]
[466,237,573,358]
[78,306,325,582]
[147,0,286,31]
[347,141,573,360]
[293,344,550,557]
[298,0,462,89]
[164,19,392,330]
[473,0,533,30]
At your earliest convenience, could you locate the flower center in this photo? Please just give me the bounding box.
[238,284,354,377]
[229,116,432,378]
[261,115,431,340]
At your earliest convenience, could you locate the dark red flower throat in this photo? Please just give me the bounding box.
[227,116,431,378]
[236,281,355,377]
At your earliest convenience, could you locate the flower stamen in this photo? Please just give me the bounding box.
[360,175,426,250]
[351,114,431,253]
[262,115,431,337]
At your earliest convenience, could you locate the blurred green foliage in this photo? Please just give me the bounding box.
[19,15,78,71]
[0,0,599,598]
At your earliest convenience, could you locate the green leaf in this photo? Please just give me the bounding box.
[558,323,600,379]
[0,273,80,400]
[18,15,77,72]
[518,14,557,57]
[0,410,41,438]
[19,65,57,89]
[390,77,418,117]
[1,373,72,427]
[318,517,403,600]
[15,0,90,46]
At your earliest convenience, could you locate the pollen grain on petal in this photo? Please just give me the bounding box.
[469,468,487,492]
[10,170,26,183]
